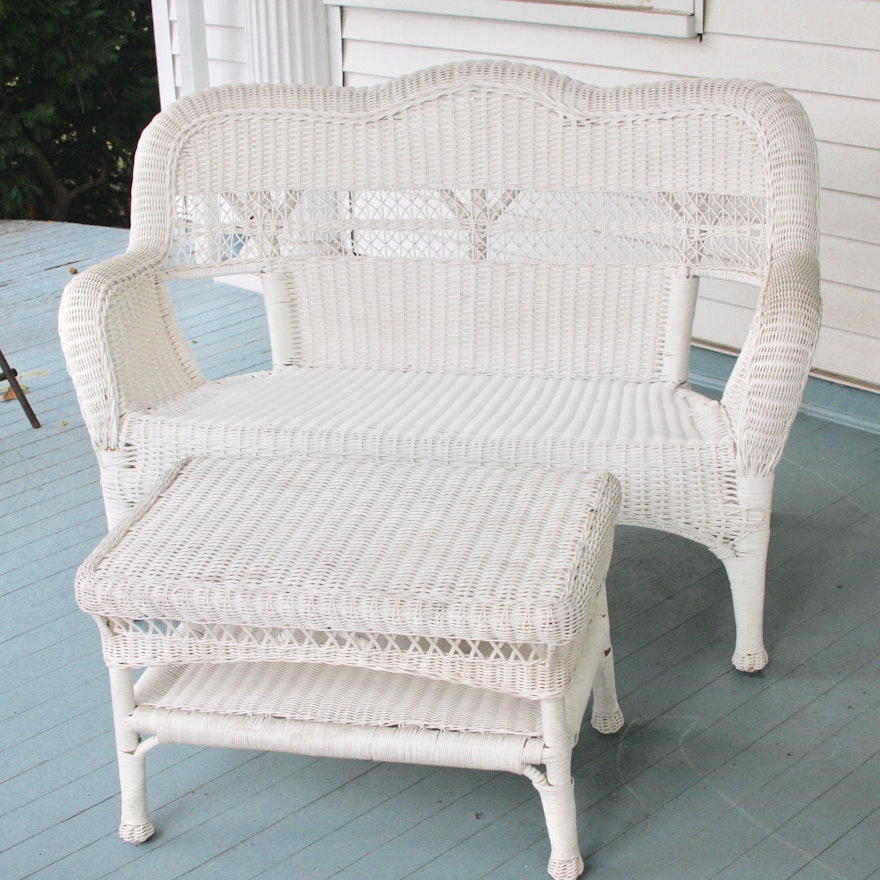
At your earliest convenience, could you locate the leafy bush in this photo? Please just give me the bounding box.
[0,0,159,226]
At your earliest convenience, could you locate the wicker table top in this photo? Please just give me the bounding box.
[77,456,620,698]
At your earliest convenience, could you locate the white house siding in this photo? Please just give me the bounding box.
[152,0,880,391]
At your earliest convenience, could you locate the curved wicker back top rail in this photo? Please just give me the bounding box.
[59,60,822,672]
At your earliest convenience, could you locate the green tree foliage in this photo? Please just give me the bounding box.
[0,0,160,226]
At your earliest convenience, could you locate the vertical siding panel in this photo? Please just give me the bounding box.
[151,0,177,106]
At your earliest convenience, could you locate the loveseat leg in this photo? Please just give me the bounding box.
[590,646,625,734]
[723,527,771,673]
[109,668,155,844]
[588,592,625,734]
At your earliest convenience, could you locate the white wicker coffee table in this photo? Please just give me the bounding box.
[76,456,624,880]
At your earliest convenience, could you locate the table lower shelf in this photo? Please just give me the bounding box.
[129,660,553,773]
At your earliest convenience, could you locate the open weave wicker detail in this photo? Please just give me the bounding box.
[99,619,580,697]
[104,619,550,665]
[99,624,596,699]
[168,188,767,275]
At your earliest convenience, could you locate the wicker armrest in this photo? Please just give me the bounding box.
[59,249,204,451]
[723,254,822,478]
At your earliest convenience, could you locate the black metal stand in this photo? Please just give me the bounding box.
[0,347,41,428]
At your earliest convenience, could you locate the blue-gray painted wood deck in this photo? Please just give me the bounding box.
[1,220,878,880]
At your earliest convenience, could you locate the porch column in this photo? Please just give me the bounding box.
[245,0,332,85]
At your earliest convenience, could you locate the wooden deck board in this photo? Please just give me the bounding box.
[1,220,878,880]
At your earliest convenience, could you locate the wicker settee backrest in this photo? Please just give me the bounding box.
[130,62,818,383]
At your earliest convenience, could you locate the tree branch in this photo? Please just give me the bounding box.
[25,139,106,221]
[25,138,70,219]
[69,163,108,200]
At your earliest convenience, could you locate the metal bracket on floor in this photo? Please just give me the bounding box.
[0,347,41,428]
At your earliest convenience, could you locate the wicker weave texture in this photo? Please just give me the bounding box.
[59,61,822,671]
[75,446,623,880]
[115,368,745,550]
[80,454,624,879]
[134,661,545,736]
[77,457,621,699]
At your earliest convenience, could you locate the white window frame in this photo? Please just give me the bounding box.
[328,0,704,39]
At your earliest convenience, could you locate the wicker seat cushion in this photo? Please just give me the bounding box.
[137,367,722,445]
[121,367,736,545]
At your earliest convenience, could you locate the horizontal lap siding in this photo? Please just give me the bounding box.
[338,1,880,390]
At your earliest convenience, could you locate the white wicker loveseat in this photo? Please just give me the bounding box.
[59,61,821,673]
